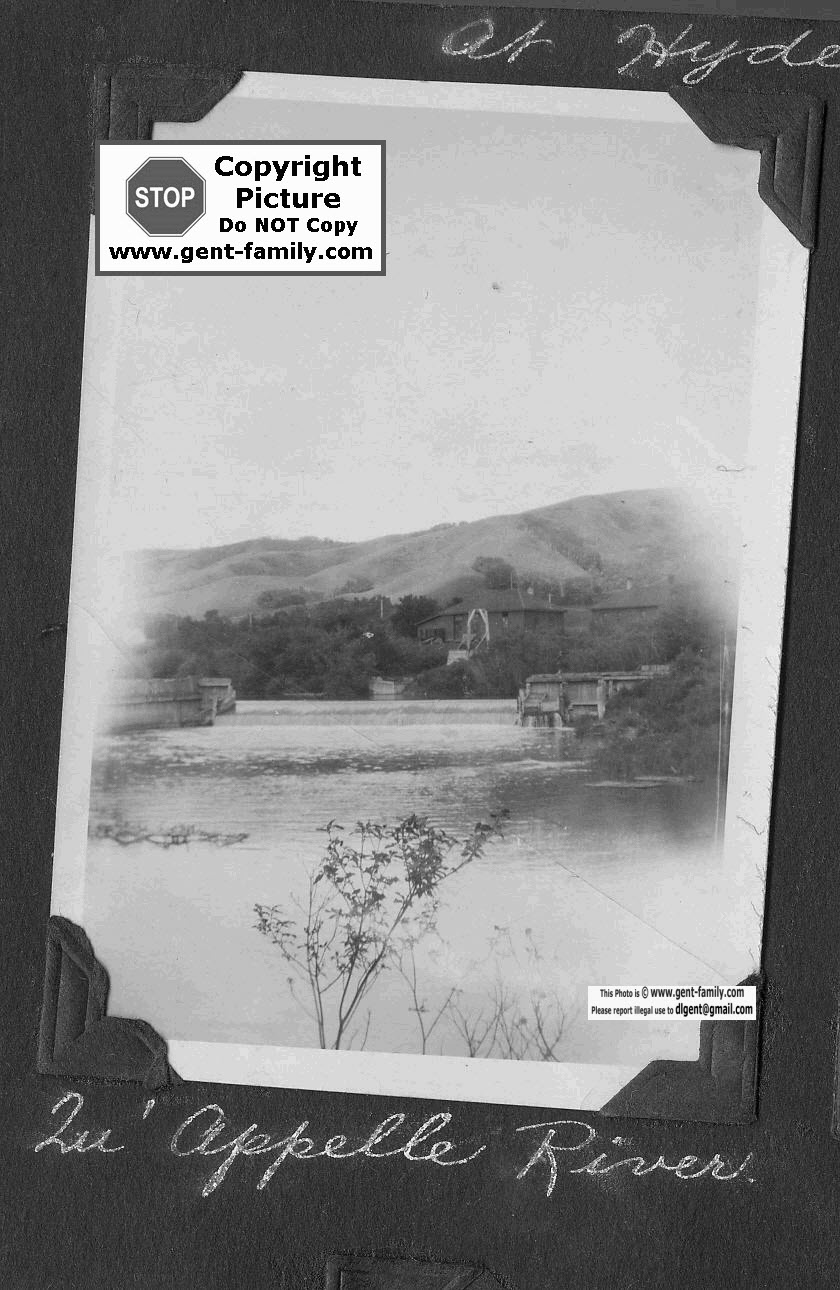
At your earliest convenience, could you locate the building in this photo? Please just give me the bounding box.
[416,590,566,652]
[102,676,236,732]
[588,581,668,627]
[517,666,671,726]
[369,676,412,700]
[516,674,566,727]
[197,677,237,716]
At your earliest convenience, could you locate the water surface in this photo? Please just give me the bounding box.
[84,699,753,1067]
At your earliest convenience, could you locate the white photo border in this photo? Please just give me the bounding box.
[51,75,808,1111]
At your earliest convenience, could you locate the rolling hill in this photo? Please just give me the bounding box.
[127,488,736,619]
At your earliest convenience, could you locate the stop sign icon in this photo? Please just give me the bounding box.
[126,157,205,236]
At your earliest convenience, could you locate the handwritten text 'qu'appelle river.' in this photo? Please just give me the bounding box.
[33,1091,756,1199]
[441,17,840,86]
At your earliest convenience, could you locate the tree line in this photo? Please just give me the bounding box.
[135,586,736,781]
[137,595,444,699]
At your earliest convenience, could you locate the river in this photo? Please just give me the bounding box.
[83,699,755,1070]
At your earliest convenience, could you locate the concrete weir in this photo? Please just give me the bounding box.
[231,699,519,727]
[102,676,236,733]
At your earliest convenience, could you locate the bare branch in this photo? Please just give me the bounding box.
[255,812,506,1050]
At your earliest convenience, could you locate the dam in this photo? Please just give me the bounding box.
[224,698,518,727]
[102,676,236,733]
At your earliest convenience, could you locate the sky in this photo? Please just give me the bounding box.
[82,81,764,552]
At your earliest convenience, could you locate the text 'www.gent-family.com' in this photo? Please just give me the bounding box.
[95,142,385,276]
[587,984,757,1020]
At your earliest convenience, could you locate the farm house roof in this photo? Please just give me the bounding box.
[416,590,566,624]
[590,585,667,612]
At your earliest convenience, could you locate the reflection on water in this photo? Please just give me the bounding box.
[84,700,753,1067]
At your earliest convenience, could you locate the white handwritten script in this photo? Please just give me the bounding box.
[441,18,554,66]
[440,16,840,86]
[616,23,840,85]
[34,1092,756,1199]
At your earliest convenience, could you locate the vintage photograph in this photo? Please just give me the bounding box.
[51,75,808,1108]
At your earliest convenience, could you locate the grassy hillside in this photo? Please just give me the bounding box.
[128,488,735,619]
